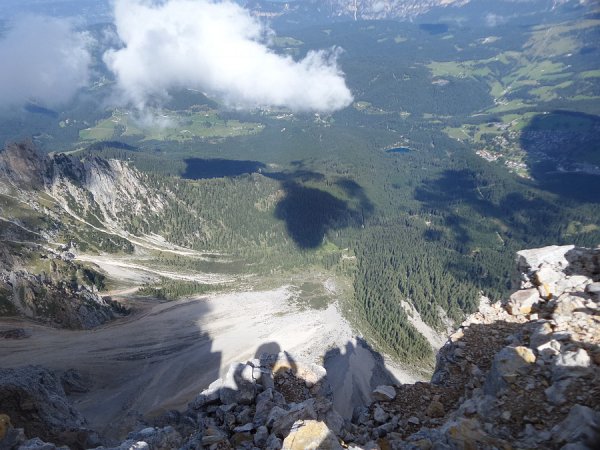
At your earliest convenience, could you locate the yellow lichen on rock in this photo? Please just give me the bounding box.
[282,420,342,450]
[515,346,536,364]
[0,414,12,440]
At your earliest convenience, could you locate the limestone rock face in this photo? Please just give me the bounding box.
[0,141,46,191]
[0,366,97,449]
[517,245,574,274]
[0,142,139,329]
[1,269,117,329]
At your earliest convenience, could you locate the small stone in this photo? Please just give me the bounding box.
[537,339,561,359]
[271,399,317,438]
[254,426,269,447]
[18,438,58,450]
[407,416,420,425]
[501,411,511,421]
[265,433,283,450]
[412,439,433,450]
[534,267,562,294]
[585,282,600,299]
[371,385,396,402]
[137,427,156,438]
[553,348,592,380]
[191,378,222,409]
[373,405,389,424]
[426,399,445,418]
[201,426,227,445]
[236,406,253,425]
[325,409,345,435]
[230,431,253,447]
[450,329,464,342]
[545,379,572,406]
[265,406,287,428]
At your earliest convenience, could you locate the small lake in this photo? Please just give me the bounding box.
[386,147,411,154]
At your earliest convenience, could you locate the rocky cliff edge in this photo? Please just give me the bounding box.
[0,244,599,450]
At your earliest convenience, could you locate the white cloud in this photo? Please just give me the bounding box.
[0,16,92,109]
[485,13,507,27]
[104,0,353,113]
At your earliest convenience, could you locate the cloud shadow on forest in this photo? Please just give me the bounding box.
[181,158,266,179]
[519,110,600,204]
[178,157,373,249]
[265,168,373,249]
[414,168,562,247]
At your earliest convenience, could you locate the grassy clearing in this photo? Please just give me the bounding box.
[352,101,388,115]
[443,126,470,141]
[580,70,600,79]
[525,19,600,57]
[487,100,530,113]
[565,221,600,237]
[529,80,574,101]
[511,60,567,81]
[79,120,115,141]
[80,109,265,143]
[428,21,585,111]
[271,36,303,47]
[427,60,491,78]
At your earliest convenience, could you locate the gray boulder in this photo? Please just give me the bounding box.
[220,363,257,405]
[189,379,222,409]
[506,288,540,315]
[552,348,592,381]
[271,399,318,438]
[517,245,573,274]
[552,404,600,447]
[371,385,396,402]
[485,346,536,394]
